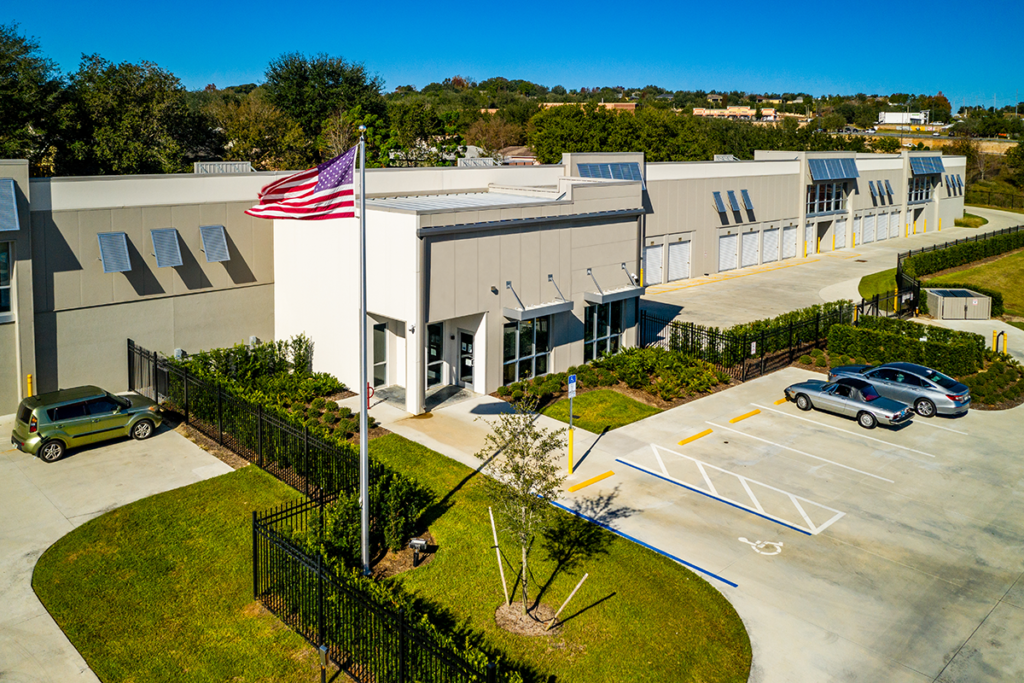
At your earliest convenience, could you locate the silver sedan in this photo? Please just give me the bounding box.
[829,362,970,417]
[784,377,914,429]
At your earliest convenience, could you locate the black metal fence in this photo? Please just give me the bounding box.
[128,339,360,501]
[254,499,501,683]
[964,189,1024,211]
[639,305,854,380]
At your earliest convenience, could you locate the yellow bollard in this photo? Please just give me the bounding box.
[924,219,927,233]
[817,237,821,254]
[906,223,909,238]
[832,233,836,251]
[914,220,917,235]
[939,218,942,232]
[994,330,998,350]
[568,428,574,475]
[27,374,33,397]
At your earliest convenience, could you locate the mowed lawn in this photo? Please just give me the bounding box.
[859,267,897,300]
[373,434,751,683]
[541,389,661,433]
[925,249,1024,316]
[33,467,320,683]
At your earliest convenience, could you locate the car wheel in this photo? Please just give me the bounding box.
[795,394,812,411]
[40,440,66,463]
[914,398,936,418]
[131,419,155,440]
[858,412,877,429]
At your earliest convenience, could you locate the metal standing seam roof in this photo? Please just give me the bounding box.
[366,192,561,212]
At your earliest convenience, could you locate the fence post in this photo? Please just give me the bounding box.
[814,313,819,346]
[257,404,263,469]
[398,608,407,683]
[486,660,497,683]
[151,351,158,402]
[788,321,794,362]
[304,425,310,498]
[218,390,223,445]
[127,340,134,392]
[317,551,324,655]
[759,330,766,376]
[252,510,258,599]
[184,375,189,425]
[740,333,748,382]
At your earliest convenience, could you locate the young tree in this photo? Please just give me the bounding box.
[1004,143,1024,187]
[465,115,524,158]
[205,91,311,171]
[477,398,566,614]
[870,136,901,153]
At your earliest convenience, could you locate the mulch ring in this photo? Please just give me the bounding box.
[325,389,357,403]
[491,378,737,413]
[372,531,437,580]
[495,601,561,636]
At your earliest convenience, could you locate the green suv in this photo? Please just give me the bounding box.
[10,386,164,463]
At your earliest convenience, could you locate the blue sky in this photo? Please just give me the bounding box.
[9,0,1024,107]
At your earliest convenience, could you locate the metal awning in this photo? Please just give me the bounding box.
[503,299,574,321]
[910,156,945,175]
[808,158,859,181]
[0,179,19,232]
[584,285,646,304]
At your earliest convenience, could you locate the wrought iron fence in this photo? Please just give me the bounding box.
[639,305,854,380]
[964,189,1024,211]
[254,500,502,683]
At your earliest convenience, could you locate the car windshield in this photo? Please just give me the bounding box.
[923,369,959,390]
[860,385,881,401]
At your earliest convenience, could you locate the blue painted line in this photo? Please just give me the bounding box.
[615,459,813,537]
[548,499,739,588]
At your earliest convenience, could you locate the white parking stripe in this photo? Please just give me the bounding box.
[707,422,895,483]
[653,447,669,475]
[751,403,938,459]
[909,419,969,436]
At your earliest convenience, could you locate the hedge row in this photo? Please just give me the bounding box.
[828,325,981,376]
[919,282,1006,317]
[857,315,986,365]
[902,230,1024,279]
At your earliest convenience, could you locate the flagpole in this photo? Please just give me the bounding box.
[358,126,370,576]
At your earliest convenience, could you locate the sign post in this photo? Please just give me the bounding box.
[567,374,576,475]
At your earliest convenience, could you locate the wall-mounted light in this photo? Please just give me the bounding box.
[409,324,415,334]
[490,286,498,294]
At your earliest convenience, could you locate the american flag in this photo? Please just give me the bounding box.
[245,146,358,220]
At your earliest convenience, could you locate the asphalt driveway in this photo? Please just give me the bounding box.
[0,412,233,683]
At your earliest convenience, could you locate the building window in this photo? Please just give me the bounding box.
[806,182,847,216]
[0,242,11,316]
[503,317,550,384]
[908,176,932,203]
[584,301,623,362]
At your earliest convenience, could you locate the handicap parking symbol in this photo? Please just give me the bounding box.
[738,537,783,555]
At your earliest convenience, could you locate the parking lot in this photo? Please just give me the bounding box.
[558,367,1024,682]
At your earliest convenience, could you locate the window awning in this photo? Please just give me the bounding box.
[98,232,132,273]
[503,299,574,321]
[200,225,231,262]
[151,228,183,268]
[584,285,646,305]
[0,179,19,232]
[808,158,859,181]
[910,156,945,175]
[712,191,726,213]
[740,189,754,211]
[868,180,878,197]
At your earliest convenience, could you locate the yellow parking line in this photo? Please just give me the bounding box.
[567,471,615,493]
[774,397,789,405]
[729,409,761,423]
[678,429,713,446]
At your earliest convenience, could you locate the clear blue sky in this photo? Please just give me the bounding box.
[8,0,1024,107]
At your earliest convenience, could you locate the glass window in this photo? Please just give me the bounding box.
[807,182,846,216]
[584,302,625,363]
[0,242,10,315]
[426,323,444,388]
[86,397,121,415]
[50,402,88,421]
[373,323,387,388]
[502,316,552,385]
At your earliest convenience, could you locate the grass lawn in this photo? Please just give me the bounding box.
[1007,321,1024,333]
[954,212,988,228]
[540,389,661,433]
[859,267,897,300]
[33,466,320,683]
[925,249,1024,317]
[967,203,1024,216]
[373,434,751,683]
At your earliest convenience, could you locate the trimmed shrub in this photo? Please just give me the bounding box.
[311,397,326,410]
[858,316,986,366]
[799,354,812,364]
[903,230,1024,280]
[828,324,982,376]
[496,385,510,397]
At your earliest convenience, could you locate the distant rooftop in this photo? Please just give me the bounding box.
[367,192,558,213]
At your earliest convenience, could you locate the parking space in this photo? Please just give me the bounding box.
[557,367,1024,682]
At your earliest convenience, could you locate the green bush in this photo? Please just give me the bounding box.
[511,390,524,401]
[496,385,510,397]
[904,230,1024,280]
[311,397,326,410]
[815,356,828,367]
[799,354,812,364]
[828,324,982,376]
[338,407,352,419]
[857,316,986,366]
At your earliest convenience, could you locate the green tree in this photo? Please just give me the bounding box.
[465,115,524,158]
[263,53,385,158]
[870,136,901,153]
[317,104,392,167]
[820,113,847,131]
[205,91,310,171]
[53,55,217,175]
[476,398,566,615]
[1001,143,1024,187]
[0,23,64,169]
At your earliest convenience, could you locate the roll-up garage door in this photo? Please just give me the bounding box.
[853,216,862,245]
[718,234,738,272]
[889,212,900,239]
[762,228,779,262]
[644,244,663,285]
[804,223,815,255]
[863,215,875,244]
[876,213,887,241]
[667,240,690,282]
[834,218,846,249]
[741,231,759,268]
[782,226,797,259]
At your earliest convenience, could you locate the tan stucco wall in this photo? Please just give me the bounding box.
[1,159,36,414]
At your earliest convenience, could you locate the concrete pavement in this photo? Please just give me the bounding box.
[368,372,1024,682]
[0,415,233,683]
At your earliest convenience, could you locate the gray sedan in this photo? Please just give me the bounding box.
[784,377,914,429]
[829,362,970,417]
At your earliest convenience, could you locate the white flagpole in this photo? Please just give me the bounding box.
[358,126,370,575]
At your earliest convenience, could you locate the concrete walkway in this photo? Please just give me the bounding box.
[0,415,233,683]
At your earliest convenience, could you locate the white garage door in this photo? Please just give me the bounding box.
[667,240,691,282]
[782,226,797,259]
[805,223,815,255]
[718,234,738,272]
[890,212,900,239]
[762,228,779,262]
[876,213,887,241]
[834,218,846,249]
[863,215,876,244]
[853,216,862,245]
[644,244,663,285]
[741,231,759,268]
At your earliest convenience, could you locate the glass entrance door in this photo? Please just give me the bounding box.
[426,323,443,388]
[458,331,474,387]
[372,323,387,387]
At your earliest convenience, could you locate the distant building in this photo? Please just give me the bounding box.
[692,106,778,122]
[879,111,931,125]
[708,94,724,104]
[537,102,637,112]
